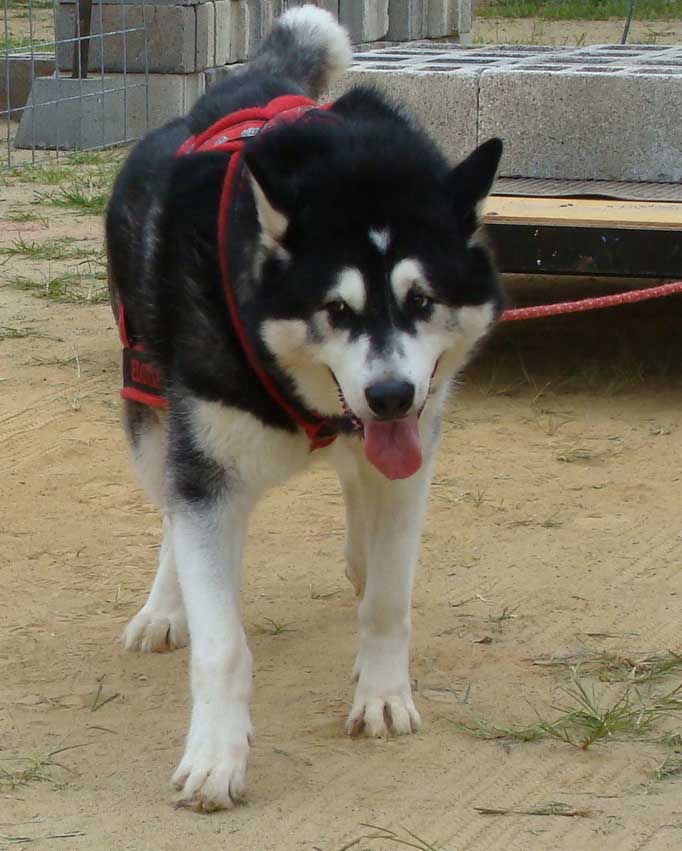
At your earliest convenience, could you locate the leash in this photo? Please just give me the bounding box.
[500,280,682,322]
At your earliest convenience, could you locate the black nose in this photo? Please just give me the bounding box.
[365,380,415,419]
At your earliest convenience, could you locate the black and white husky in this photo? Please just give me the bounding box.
[107,5,504,811]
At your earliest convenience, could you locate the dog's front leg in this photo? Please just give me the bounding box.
[345,445,435,739]
[169,491,253,812]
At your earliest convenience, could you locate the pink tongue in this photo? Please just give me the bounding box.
[363,413,422,480]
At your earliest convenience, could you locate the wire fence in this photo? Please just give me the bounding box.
[1,0,149,169]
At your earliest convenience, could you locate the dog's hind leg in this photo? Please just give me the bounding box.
[121,400,189,652]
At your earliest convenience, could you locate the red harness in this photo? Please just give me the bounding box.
[118,94,340,450]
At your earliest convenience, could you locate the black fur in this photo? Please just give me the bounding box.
[107,70,503,448]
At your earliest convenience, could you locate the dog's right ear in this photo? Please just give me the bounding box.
[245,162,292,249]
[244,122,336,249]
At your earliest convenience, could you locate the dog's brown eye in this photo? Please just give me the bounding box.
[325,299,349,319]
[408,291,433,311]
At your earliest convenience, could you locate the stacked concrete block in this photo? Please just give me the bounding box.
[331,43,682,182]
[55,1,200,73]
[1,54,55,117]
[387,0,427,41]
[478,45,682,182]
[339,0,389,44]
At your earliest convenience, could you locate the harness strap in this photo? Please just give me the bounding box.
[117,95,341,449]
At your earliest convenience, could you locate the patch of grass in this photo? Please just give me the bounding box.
[541,510,563,529]
[0,326,37,341]
[1,35,53,52]
[0,744,85,791]
[38,181,109,216]
[338,824,447,851]
[255,617,294,636]
[478,0,682,20]
[532,649,682,684]
[486,605,519,632]
[0,236,103,263]
[457,671,682,750]
[9,271,108,304]
[656,752,682,781]
[5,210,50,226]
[4,164,75,186]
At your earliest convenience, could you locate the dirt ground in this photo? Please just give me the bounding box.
[1,152,682,850]
[472,16,682,45]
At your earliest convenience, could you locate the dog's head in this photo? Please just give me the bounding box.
[243,96,503,479]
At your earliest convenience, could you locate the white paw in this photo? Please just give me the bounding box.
[346,651,421,737]
[346,686,421,737]
[172,714,251,812]
[122,606,189,653]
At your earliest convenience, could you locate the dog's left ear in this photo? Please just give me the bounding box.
[447,138,503,239]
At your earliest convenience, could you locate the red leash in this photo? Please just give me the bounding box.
[501,280,682,322]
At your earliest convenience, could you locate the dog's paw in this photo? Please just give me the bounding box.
[346,686,421,738]
[122,606,189,653]
[172,726,251,812]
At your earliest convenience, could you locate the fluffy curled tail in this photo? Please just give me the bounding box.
[251,5,352,100]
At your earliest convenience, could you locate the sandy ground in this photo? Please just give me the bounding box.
[1,159,682,851]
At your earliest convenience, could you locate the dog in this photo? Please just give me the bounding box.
[106,5,504,812]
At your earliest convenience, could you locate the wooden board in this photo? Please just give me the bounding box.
[483,195,682,231]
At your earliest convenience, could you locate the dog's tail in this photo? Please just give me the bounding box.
[251,5,352,100]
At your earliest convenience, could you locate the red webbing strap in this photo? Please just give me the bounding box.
[216,151,336,450]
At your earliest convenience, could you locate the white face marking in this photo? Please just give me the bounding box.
[260,276,496,426]
[369,228,390,254]
[328,267,366,313]
[389,258,433,306]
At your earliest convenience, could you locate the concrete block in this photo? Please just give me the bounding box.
[245,0,275,60]
[16,71,205,149]
[387,0,427,41]
[55,3,198,73]
[282,0,338,15]
[478,67,682,182]
[197,1,216,70]
[457,0,472,39]
[330,66,478,164]
[339,0,388,43]
[227,0,250,64]
[60,0,212,5]
[427,0,453,37]
[214,0,232,65]
[1,54,55,117]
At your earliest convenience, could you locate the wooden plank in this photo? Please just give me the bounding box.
[488,223,682,278]
[483,195,682,231]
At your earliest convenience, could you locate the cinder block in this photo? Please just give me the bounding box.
[427,0,453,37]
[339,0,388,43]
[478,68,682,182]
[387,0,427,41]
[227,0,250,64]
[55,3,198,73]
[197,1,216,70]
[1,54,55,116]
[282,0,338,15]
[330,66,479,164]
[16,71,205,149]
[456,0,472,40]
[245,0,275,59]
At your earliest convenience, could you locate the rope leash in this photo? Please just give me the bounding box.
[500,280,682,322]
